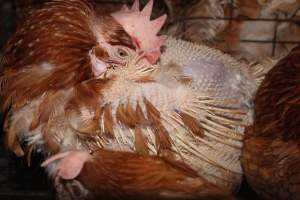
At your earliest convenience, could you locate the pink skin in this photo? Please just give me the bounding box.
[89,48,123,77]
[89,48,108,77]
[41,151,91,184]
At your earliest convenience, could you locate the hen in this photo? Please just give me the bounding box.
[242,46,300,200]
[0,0,164,155]
[1,0,256,199]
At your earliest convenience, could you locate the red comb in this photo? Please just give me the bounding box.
[111,0,167,57]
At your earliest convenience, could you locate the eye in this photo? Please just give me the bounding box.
[109,46,133,65]
[117,48,128,58]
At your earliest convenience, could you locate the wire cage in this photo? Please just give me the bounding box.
[163,0,300,62]
[1,0,300,60]
[0,0,299,199]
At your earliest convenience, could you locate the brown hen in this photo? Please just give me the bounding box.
[1,0,256,199]
[242,45,300,200]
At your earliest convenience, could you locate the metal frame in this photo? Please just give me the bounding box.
[11,0,300,57]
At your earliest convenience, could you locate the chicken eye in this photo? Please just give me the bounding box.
[117,48,128,58]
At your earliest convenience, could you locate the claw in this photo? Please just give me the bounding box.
[41,151,91,180]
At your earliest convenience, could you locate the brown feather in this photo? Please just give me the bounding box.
[75,149,234,200]
[144,98,172,156]
[134,127,149,155]
[26,144,34,167]
[30,109,41,131]
[3,113,24,157]
[126,102,138,125]
[134,76,156,83]
[179,111,204,138]
[135,102,147,125]
[254,45,300,141]
[65,79,111,136]
[30,90,63,130]
[42,126,61,154]
[4,126,24,157]
[115,101,139,128]
[78,118,102,137]
[242,45,300,200]
[0,0,133,114]
[103,104,114,138]
[67,79,108,110]
[76,106,104,136]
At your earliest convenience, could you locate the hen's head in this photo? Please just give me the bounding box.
[111,0,167,64]
[90,0,166,78]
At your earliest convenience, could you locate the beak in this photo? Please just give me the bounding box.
[144,51,161,64]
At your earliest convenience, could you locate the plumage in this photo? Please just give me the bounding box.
[1,36,256,198]
[242,45,300,200]
[1,0,257,199]
[1,0,121,111]
[43,149,235,200]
